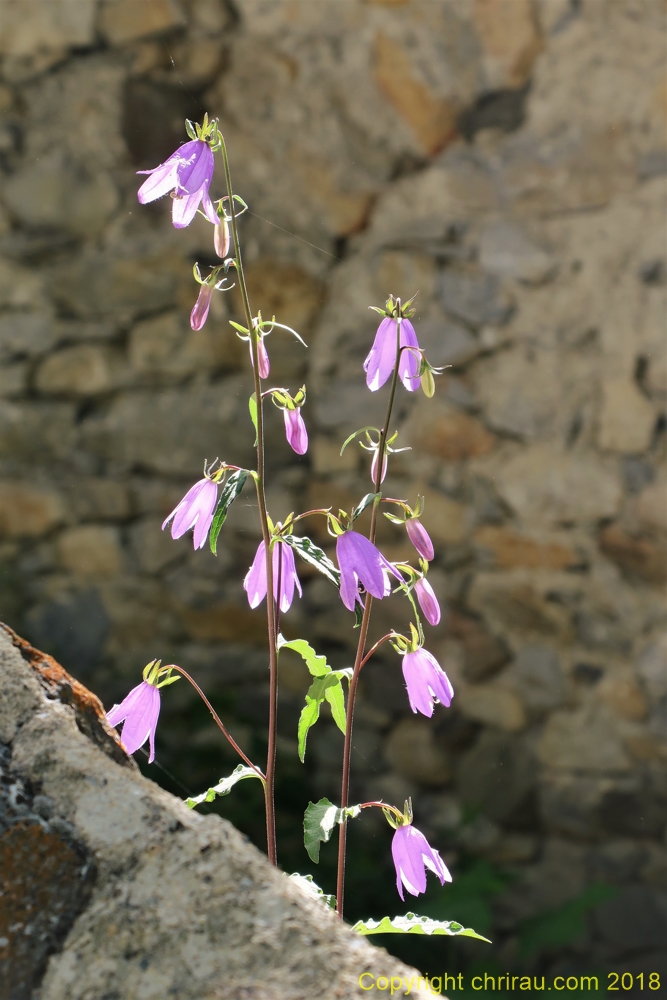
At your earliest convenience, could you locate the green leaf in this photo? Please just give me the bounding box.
[277,635,330,676]
[325,681,346,732]
[248,394,258,445]
[352,914,491,942]
[186,764,263,808]
[351,492,380,522]
[297,672,350,761]
[287,873,335,910]
[209,470,250,554]
[282,534,340,587]
[354,602,364,628]
[304,797,361,863]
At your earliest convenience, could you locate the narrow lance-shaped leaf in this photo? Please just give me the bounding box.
[351,492,381,522]
[352,914,490,942]
[248,393,258,446]
[282,534,341,587]
[209,469,249,554]
[304,797,361,864]
[186,763,263,809]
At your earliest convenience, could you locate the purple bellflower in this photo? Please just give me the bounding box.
[336,530,402,611]
[364,317,421,393]
[402,647,453,717]
[405,517,434,562]
[392,824,452,900]
[137,139,218,229]
[190,281,214,331]
[107,678,161,763]
[284,407,308,455]
[414,577,441,626]
[162,477,219,550]
[244,540,302,613]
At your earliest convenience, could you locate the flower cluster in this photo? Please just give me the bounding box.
[113,120,466,929]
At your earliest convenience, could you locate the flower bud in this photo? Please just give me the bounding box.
[421,367,435,398]
[214,217,230,258]
[190,282,214,331]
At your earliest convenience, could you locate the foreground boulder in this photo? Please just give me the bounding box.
[0,625,424,1000]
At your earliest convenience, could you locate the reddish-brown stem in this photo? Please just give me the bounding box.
[165,665,264,779]
[359,633,395,670]
[220,138,278,864]
[336,313,403,919]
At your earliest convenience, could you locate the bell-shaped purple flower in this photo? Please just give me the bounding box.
[162,478,219,550]
[414,578,441,626]
[137,139,218,229]
[191,281,214,331]
[284,407,308,455]
[107,680,161,763]
[336,530,402,611]
[364,317,421,393]
[405,517,434,562]
[402,648,453,717]
[244,540,302,613]
[392,824,452,900]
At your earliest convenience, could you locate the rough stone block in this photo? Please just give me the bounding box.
[473,0,543,90]
[457,683,526,732]
[473,525,583,571]
[384,717,452,786]
[35,345,118,397]
[0,0,96,58]
[4,158,118,237]
[0,482,65,539]
[98,0,187,45]
[56,526,124,578]
[599,523,667,587]
[598,378,656,453]
[538,705,631,773]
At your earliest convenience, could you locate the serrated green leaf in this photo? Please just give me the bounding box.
[325,682,346,733]
[352,914,491,942]
[351,492,380,522]
[304,798,361,863]
[278,635,330,676]
[186,763,263,809]
[287,873,336,910]
[282,534,340,587]
[209,470,250,554]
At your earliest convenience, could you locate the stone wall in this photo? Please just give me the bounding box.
[0,0,665,978]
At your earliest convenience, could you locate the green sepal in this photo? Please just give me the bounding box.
[304,797,362,863]
[185,119,198,140]
[282,534,340,587]
[351,492,380,522]
[352,914,490,942]
[209,470,250,554]
[230,320,250,336]
[340,426,379,456]
[186,764,264,809]
[287,873,335,910]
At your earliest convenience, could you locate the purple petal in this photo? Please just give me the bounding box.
[274,541,302,612]
[191,480,219,550]
[176,141,214,192]
[402,648,454,716]
[137,158,181,204]
[415,578,441,626]
[398,319,421,391]
[392,826,427,900]
[406,518,434,561]
[172,187,205,228]
[191,282,214,331]
[164,479,218,549]
[199,182,220,225]
[364,317,398,392]
[336,531,387,610]
[371,447,387,484]
[244,541,268,608]
[107,681,160,762]
[257,338,270,379]
[284,408,308,455]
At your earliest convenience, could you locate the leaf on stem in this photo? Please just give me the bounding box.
[304,797,362,864]
[287,873,336,910]
[248,394,258,446]
[186,763,263,808]
[277,635,330,676]
[278,636,351,760]
[282,534,341,587]
[352,914,491,941]
[351,492,381,522]
[209,469,250,554]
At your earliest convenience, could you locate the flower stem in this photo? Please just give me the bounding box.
[336,315,403,919]
[219,137,279,865]
[166,665,265,779]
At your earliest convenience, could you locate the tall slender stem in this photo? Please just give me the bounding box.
[220,137,279,865]
[336,316,403,918]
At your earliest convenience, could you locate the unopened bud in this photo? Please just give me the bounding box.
[214,217,230,258]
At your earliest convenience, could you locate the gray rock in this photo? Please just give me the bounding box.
[478,221,556,285]
[440,269,514,327]
[456,729,538,823]
[0,627,420,1000]
[0,312,54,362]
[507,645,567,714]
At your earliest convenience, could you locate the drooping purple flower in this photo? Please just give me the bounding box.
[162,478,219,550]
[190,281,214,331]
[249,337,270,379]
[137,139,218,229]
[405,518,434,562]
[364,317,421,393]
[370,446,388,485]
[336,530,403,611]
[284,408,308,455]
[414,578,441,626]
[392,824,452,900]
[244,540,302,613]
[402,648,453,717]
[107,680,161,763]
